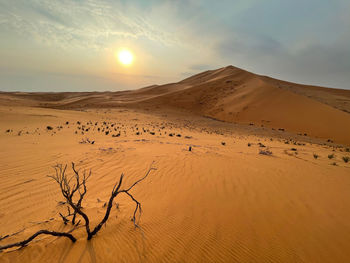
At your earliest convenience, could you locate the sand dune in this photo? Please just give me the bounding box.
[137,66,350,145]
[1,65,349,144]
[1,66,350,262]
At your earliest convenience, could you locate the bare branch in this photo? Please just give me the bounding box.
[125,162,156,192]
[0,230,76,251]
[59,213,69,225]
[122,191,142,227]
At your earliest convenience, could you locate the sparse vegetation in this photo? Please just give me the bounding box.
[79,138,94,145]
[343,156,349,163]
[313,154,319,159]
[328,154,335,159]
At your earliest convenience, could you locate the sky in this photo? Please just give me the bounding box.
[0,0,349,92]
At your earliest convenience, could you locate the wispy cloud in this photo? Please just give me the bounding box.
[0,0,350,91]
[0,0,183,50]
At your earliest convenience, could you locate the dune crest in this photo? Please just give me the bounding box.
[1,66,349,144]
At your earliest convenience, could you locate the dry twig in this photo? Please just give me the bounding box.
[49,162,156,240]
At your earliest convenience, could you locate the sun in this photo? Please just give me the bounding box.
[117,49,134,66]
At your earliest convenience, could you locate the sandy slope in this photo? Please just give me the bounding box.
[137,66,350,145]
[0,105,350,262]
[1,65,350,145]
[1,66,350,262]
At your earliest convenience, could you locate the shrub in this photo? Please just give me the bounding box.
[49,162,156,240]
[258,142,266,148]
[259,150,272,156]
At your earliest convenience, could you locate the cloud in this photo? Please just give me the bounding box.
[1,0,350,90]
[215,31,350,89]
[0,0,182,50]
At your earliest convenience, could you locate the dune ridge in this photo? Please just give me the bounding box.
[2,65,349,145]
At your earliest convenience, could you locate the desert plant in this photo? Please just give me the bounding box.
[0,162,157,251]
[343,156,349,163]
[258,142,266,148]
[49,162,156,240]
[328,154,335,159]
[259,150,272,156]
[313,154,319,159]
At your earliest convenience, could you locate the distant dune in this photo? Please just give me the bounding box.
[1,65,350,145]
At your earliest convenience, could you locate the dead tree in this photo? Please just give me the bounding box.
[49,162,156,240]
[0,230,76,251]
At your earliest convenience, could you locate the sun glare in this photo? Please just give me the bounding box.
[117,49,134,66]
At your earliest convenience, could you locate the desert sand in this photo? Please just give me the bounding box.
[1,66,350,262]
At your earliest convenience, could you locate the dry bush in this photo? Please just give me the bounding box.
[259,149,272,156]
[328,154,335,159]
[49,162,156,240]
[0,162,156,251]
